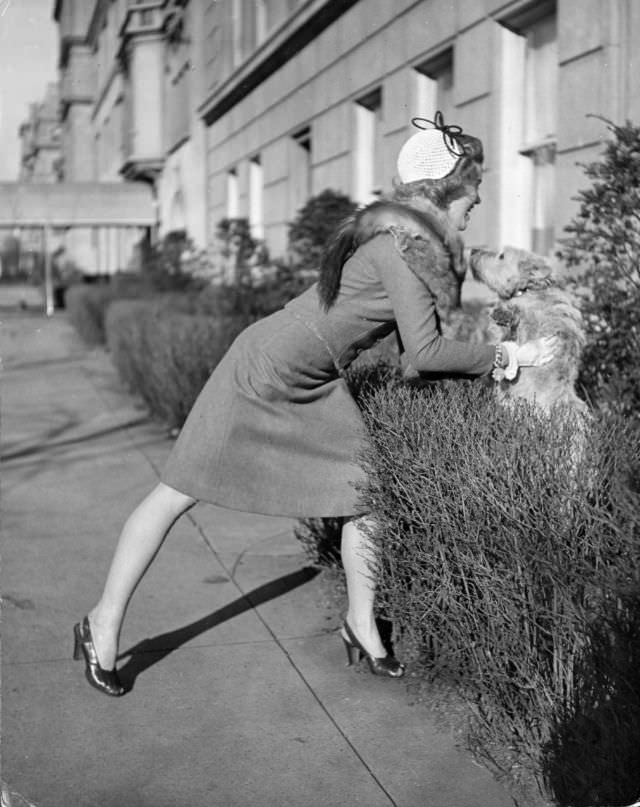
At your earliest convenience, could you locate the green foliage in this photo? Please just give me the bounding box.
[105,298,247,428]
[174,217,313,321]
[213,218,263,278]
[354,377,640,805]
[287,189,358,274]
[558,117,640,418]
[294,518,343,569]
[65,232,211,346]
[65,276,149,345]
[190,262,314,323]
[140,231,205,292]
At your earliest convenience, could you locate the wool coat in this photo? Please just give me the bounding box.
[161,213,495,517]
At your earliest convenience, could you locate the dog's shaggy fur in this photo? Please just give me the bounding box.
[467,246,587,415]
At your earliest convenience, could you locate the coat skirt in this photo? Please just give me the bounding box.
[161,309,369,518]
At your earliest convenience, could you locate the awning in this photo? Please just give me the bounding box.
[0,182,156,227]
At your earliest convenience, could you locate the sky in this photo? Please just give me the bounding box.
[0,0,58,181]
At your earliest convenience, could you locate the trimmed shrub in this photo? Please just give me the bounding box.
[184,262,314,324]
[354,377,640,805]
[105,298,247,428]
[65,275,151,345]
[558,117,640,418]
[287,189,358,275]
[65,283,119,345]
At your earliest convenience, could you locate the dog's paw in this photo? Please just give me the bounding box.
[491,304,518,328]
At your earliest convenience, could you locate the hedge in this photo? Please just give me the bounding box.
[354,377,640,806]
[105,299,247,429]
[65,276,151,345]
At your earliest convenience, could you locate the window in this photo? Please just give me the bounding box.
[522,14,557,254]
[290,126,312,217]
[232,0,243,66]
[498,5,557,253]
[255,0,286,45]
[226,169,239,219]
[249,157,264,239]
[414,49,454,123]
[354,88,383,205]
[256,0,268,45]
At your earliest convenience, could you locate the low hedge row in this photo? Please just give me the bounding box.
[105,299,247,428]
[65,276,151,345]
[355,377,640,806]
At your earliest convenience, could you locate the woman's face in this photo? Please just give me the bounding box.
[446,179,482,231]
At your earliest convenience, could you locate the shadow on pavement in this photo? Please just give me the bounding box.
[1,416,150,462]
[116,565,319,692]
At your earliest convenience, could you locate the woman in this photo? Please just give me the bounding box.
[74,114,557,695]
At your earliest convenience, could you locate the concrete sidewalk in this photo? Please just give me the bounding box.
[1,309,512,807]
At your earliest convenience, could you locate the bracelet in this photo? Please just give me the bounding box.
[492,342,519,381]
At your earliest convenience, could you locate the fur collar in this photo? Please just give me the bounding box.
[384,197,467,278]
[354,197,467,316]
[318,196,467,314]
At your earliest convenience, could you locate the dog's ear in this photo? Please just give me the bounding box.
[518,252,554,291]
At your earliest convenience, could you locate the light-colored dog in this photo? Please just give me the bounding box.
[467,246,587,416]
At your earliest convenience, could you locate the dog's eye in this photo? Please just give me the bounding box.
[498,252,504,260]
[513,290,524,297]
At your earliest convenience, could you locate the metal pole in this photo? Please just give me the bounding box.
[43,223,54,316]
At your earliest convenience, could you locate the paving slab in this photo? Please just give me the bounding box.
[1,311,513,806]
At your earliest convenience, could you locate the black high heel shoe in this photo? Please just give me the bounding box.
[341,620,405,678]
[73,616,125,697]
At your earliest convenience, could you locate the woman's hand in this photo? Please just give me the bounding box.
[516,335,560,367]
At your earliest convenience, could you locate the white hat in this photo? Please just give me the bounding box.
[397,128,461,183]
[396,113,465,183]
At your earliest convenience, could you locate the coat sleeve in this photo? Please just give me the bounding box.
[364,234,495,376]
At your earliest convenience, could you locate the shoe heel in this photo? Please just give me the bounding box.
[342,636,360,666]
[342,620,406,679]
[73,616,125,697]
[73,623,82,660]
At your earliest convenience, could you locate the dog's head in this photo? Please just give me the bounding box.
[469,246,554,300]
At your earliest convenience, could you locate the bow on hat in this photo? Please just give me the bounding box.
[410,111,466,157]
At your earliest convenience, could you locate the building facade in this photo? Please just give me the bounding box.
[199,0,640,267]
[49,0,640,276]
[14,83,64,271]
[18,83,63,183]
[53,0,208,274]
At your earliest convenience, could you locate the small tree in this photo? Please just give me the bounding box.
[213,218,264,284]
[140,230,199,292]
[558,117,640,418]
[287,189,358,275]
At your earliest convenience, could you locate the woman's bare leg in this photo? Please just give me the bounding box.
[87,482,196,669]
[341,516,386,658]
